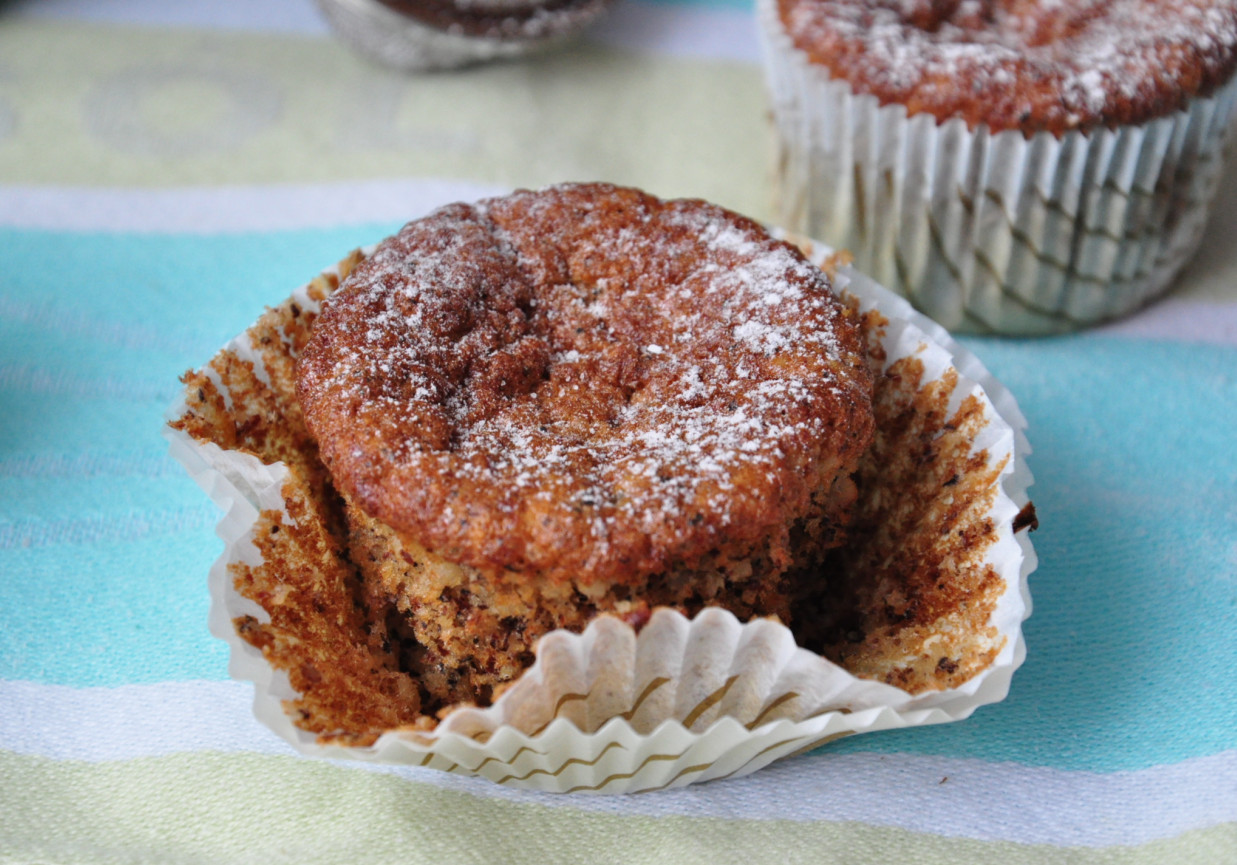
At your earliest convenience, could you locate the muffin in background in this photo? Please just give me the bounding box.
[759,0,1237,335]
[318,0,616,71]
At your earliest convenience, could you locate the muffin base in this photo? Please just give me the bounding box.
[345,464,859,712]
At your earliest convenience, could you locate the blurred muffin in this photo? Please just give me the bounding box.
[759,0,1237,334]
[318,0,616,71]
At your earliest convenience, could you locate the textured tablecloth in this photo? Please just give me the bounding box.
[2,1,1235,862]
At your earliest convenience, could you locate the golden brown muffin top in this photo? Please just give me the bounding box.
[776,0,1237,135]
[297,183,874,587]
[375,0,613,40]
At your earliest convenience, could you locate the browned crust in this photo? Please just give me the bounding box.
[296,183,875,587]
[776,0,1237,135]
[375,0,614,40]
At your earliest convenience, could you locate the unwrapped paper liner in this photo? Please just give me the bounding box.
[757,0,1237,335]
[165,243,1035,793]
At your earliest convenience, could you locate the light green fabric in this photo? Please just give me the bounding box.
[3,750,1234,865]
[0,22,770,221]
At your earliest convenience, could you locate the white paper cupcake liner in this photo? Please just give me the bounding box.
[757,0,1237,335]
[166,240,1035,793]
[317,0,607,71]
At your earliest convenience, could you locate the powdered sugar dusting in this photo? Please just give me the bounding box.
[779,0,1237,132]
[297,184,873,582]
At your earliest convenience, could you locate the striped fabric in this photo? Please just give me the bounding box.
[2,0,1236,861]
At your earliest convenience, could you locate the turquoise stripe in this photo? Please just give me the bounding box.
[0,530,230,684]
[0,225,397,461]
[0,390,177,456]
[0,225,401,366]
[2,229,1235,773]
[0,323,201,394]
[0,474,207,527]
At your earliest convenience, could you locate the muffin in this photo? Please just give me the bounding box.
[317,0,615,71]
[295,184,875,709]
[166,184,1035,791]
[759,0,1237,334]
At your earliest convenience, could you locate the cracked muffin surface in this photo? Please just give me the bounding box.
[297,183,875,587]
[294,182,876,707]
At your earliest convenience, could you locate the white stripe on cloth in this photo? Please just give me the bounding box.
[3,678,1235,847]
[1095,299,1237,346]
[0,179,508,233]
